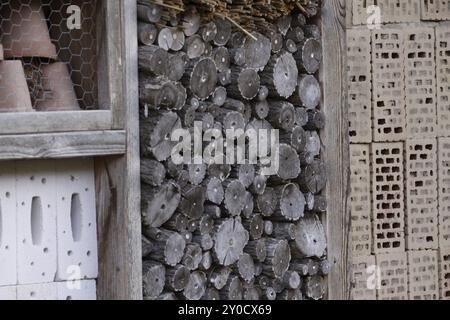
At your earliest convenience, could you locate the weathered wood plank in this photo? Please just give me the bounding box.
[96,0,142,300]
[0,110,112,135]
[0,131,125,160]
[320,0,350,300]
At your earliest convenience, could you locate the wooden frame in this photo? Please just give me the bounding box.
[0,1,126,152]
[0,0,142,300]
[320,0,351,300]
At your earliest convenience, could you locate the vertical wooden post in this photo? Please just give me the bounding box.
[320,0,350,300]
[96,0,142,300]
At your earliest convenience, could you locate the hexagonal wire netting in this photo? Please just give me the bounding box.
[0,0,98,112]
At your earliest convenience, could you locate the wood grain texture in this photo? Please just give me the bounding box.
[96,0,142,300]
[320,0,351,300]
[0,111,112,135]
[0,131,125,160]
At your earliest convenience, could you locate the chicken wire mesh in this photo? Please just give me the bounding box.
[0,0,98,112]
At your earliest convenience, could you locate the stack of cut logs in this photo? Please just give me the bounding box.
[139,0,329,300]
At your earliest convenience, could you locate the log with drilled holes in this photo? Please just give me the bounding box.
[138,2,328,300]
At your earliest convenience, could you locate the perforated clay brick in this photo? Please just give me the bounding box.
[438,138,450,247]
[405,139,438,250]
[0,162,17,286]
[16,160,57,285]
[404,27,437,138]
[371,143,405,253]
[351,144,372,256]
[57,280,97,300]
[436,24,450,137]
[421,0,450,20]
[376,252,408,300]
[353,0,420,25]
[55,158,98,281]
[408,250,439,300]
[351,255,377,300]
[439,247,450,300]
[348,28,372,143]
[372,29,406,142]
[16,283,57,300]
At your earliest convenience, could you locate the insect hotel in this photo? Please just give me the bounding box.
[1,0,447,301]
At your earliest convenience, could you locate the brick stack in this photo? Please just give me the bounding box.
[348,0,450,300]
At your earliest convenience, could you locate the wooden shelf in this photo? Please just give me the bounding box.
[0,111,113,135]
[0,130,126,160]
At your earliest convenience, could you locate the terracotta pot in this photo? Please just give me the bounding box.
[0,61,34,113]
[0,0,58,59]
[35,62,80,111]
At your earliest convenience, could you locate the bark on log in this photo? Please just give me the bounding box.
[213,47,230,72]
[142,261,165,300]
[280,126,307,153]
[143,227,186,266]
[202,21,218,42]
[271,222,296,240]
[251,174,268,195]
[220,275,243,300]
[237,253,256,283]
[242,191,254,219]
[165,213,189,233]
[142,181,181,228]
[223,180,247,216]
[179,184,206,219]
[182,8,201,36]
[276,144,301,181]
[267,101,296,131]
[140,78,187,111]
[166,265,190,292]
[167,52,188,82]
[209,267,232,290]
[244,239,267,262]
[138,22,158,45]
[186,58,218,100]
[295,38,322,74]
[184,35,206,59]
[272,183,305,221]
[256,187,277,217]
[305,110,326,131]
[214,18,232,46]
[208,164,231,181]
[141,111,182,161]
[188,163,207,185]
[158,28,174,51]
[182,243,203,270]
[264,220,274,236]
[184,271,207,300]
[262,238,291,278]
[137,4,162,23]
[202,287,220,300]
[291,74,321,109]
[303,275,325,300]
[212,86,227,107]
[311,194,327,214]
[278,289,303,300]
[228,67,261,100]
[298,160,327,194]
[293,215,327,258]
[260,52,298,99]
[295,107,309,127]
[242,214,264,240]
[213,218,249,266]
[141,159,166,187]
[142,235,154,258]
[139,45,168,77]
